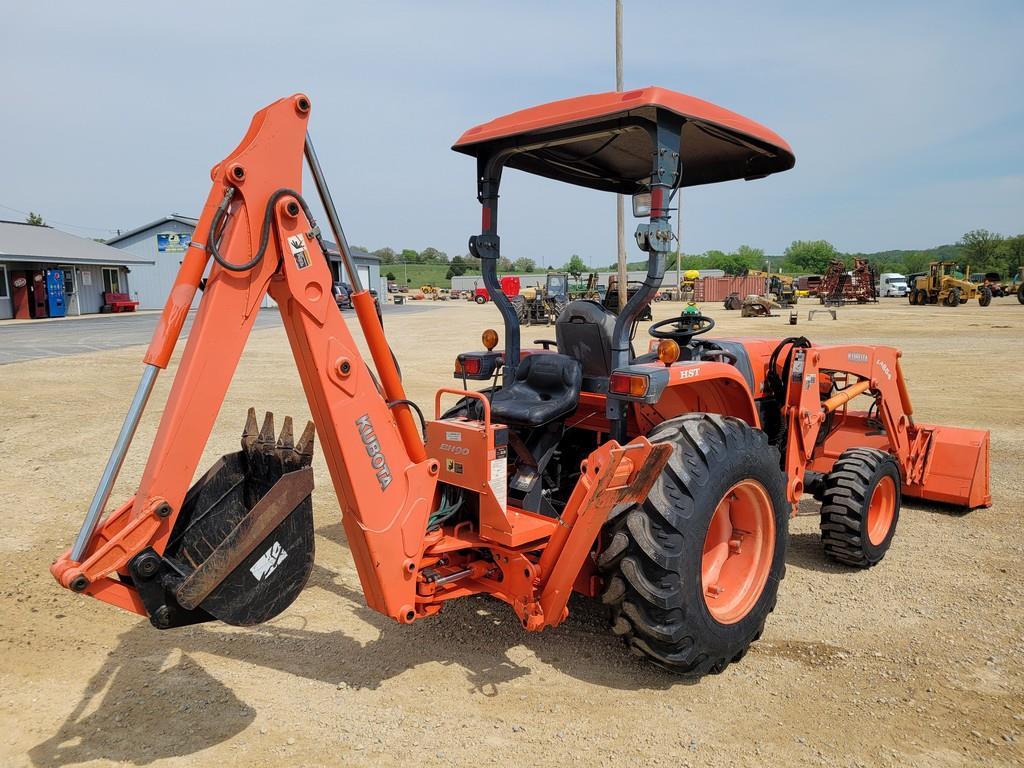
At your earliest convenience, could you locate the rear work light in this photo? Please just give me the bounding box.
[609,372,650,398]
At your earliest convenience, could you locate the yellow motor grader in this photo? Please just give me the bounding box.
[910,261,992,307]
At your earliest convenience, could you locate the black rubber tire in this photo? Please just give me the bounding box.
[1018,284,1024,304]
[598,414,789,676]
[820,448,901,568]
[945,287,961,307]
[907,290,916,305]
[474,295,487,305]
[979,287,992,307]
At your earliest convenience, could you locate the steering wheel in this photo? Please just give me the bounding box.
[649,313,716,345]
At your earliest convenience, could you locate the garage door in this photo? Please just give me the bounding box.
[358,266,371,291]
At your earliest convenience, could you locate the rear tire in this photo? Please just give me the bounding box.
[944,287,961,307]
[474,295,487,305]
[979,287,992,307]
[599,414,789,676]
[1018,284,1024,304]
[820,448,901,568]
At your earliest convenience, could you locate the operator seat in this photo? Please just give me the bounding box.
[490,354,582,428]
[555,300,616,383]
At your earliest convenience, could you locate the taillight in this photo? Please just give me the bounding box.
[609,372,649,398]
[455,356,482,376]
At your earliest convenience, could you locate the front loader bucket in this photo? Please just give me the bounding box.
[131,409,317,629]
[904,423,991,509]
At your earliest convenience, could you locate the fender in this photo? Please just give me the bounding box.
[636,361,760,433]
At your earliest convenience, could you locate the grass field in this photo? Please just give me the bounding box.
[380,263,480,289]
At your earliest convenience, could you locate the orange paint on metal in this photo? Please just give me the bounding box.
[823,379,871,412]
[867,475,897,546]
[701,480,775,625]
[353,290,426,464]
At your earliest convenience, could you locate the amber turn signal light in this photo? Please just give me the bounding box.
[482,329,499,351]
[609,372,650,398]
[657,339,680,365]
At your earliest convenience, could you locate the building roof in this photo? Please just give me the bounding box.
[321,241,379,262]
[0,220,155,266]
[105,214,199,245]
[106,216,380,264]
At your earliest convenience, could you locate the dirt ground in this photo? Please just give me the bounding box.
[2,295,1021,767]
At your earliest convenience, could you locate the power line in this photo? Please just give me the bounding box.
[0,202,120,234]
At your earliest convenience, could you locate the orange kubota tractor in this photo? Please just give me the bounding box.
[52,88,991,675]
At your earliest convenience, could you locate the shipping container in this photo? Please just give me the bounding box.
[694,275,767,302]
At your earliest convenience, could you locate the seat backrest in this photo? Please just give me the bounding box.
[515,352,581,392]
[555,300,616,379]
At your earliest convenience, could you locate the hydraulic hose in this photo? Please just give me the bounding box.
[208,187,322,272]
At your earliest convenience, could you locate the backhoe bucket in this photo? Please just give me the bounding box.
[132,409,317,628]
[904,423,991,509]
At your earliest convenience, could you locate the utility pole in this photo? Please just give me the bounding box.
[615,0,627,311]
[675,192,682,297]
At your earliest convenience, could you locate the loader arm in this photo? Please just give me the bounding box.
[780,345,990,510]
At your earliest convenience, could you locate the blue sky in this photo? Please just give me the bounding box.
[1,1,1021,267]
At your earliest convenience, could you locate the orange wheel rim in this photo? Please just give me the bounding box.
[701,480,775,625]
[866,475,896,545]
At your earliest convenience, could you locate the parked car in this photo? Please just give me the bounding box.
[333,283,379,310]
[333,281,354,309]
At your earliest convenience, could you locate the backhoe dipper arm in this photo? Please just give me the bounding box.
[52,95,439,623]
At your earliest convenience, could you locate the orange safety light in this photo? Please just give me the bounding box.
[609,372,649,398]
[657,339,680,365]
[482,328,499,351]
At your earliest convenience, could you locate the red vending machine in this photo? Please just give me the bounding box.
[10,272,31,319]
[30,271,48,318]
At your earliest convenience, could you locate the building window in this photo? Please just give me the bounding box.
[102,267,121,294]
[59,266,77,295]
[0,264,8,299]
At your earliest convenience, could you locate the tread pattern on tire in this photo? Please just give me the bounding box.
[598,413,786,676]
[819,447,900,568]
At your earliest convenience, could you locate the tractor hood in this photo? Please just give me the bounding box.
[452,86,795,194]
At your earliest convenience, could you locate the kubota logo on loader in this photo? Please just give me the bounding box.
[355,414,393,490]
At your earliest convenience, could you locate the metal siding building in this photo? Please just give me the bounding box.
[105,215,200,310]
[107,216,381,310]
[0,220,153,319]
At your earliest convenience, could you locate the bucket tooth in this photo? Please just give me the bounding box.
[294,421,316,468]
[241,407,259,452]
[276,416,295,452]
[257,411,276,452]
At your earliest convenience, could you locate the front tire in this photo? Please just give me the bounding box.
[944,287,961,307]
[820,448,901,568]
[474,295,487,305]
[979,287,992,307]
[599,414,789,676]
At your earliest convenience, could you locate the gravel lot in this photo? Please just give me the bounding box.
[2,296,1021,767]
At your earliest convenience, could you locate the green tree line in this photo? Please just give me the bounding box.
[365,228,1024,284]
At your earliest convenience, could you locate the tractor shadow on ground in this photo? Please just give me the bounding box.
[784,532,853,575]
[30,534,683,766]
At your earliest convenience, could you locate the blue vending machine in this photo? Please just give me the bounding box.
[45,269,67,317]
